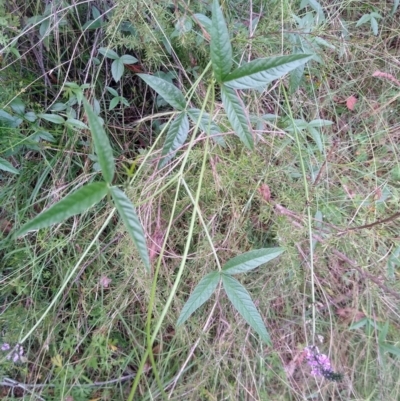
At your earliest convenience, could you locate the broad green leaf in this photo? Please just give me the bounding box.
[138,74,186,110]
[177,271,220,326]
[222,248,284,275]
[370,12,382,19]
[24,112,37,122]
[92,5,101,19]
[370,17,378,36]
[15,182,109,237]
[111,59,124,82]
[37,113,65,124]
[349,317,368,330]
[159,112,189,168]
[83,98,115,184]
[0,110,22,127]
[120,54,138,64]
[0,157,19,174]
[32,131,55,142]
[222,274,271,345]
[308,119,333,128]
[187,108,226,147]
[211,0,232,81]
[223,54,313,90]
[106,87,119,97]
[39,19,50,38]
[313,36,335,50]
[110,186,150,271]
[306,0,325,22]
[221,85,253,149]
[10,98,25,115]
[193,13,212,34]
[356,14,370,26]
[121,97,130,107]
[65,118,88,129]
[109,97,120,110]
[380,343,400,357]
[82,19,103,30]
[50,103,67,111]
[98,47,119,59]
[289,62,305,93]
[308,127,323,153]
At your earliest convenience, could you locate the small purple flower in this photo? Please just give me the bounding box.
[304,345,342,381]
[3,343,24,363]
[1,343,11,351]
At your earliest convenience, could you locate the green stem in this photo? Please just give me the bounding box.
[282,88,316,344]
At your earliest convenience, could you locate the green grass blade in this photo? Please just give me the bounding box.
[110,186,150,272]
[211,0,232,81]
[177,271,220,326]
[0,157,19,174]
[221,85,253,149]
[223,54,313,90]
[138,74,186,110]
[15,182,109,237]
[159,112,189,168]
[83,98,115,184]
[222,248,284,275]
[222,274,271,345]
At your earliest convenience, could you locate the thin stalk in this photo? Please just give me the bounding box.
[282,87,316,344]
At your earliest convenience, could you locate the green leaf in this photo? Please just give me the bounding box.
[10,98,25,115]
[15,182,109,237]
[138,74,186,110]
[222,54,313,90]
[83,98,115,184]
[24,112,37,122]
[193,13,212,34]
[222,248,284,275]
[50,103,67,111]
[308,119,333,128]
[221,85,253,149]
[308,126,323,153]
[222,274,271,345]
[187,108,226,147]
[289,62,305,93]
[370,17,378,36]
[37,113,65,124]
[356,14,371,26]
[82,19,103,30]
[380,343,400,357]
[106,86,119,97]
[0,157,19,174]
[120,54,138,64]
[110,186,150,271]
[306,0,325,22]
[65,118,88,129]
[159,112,189,168]
[111,59,124,82]
[349,317,368,330]
[98,47,120,59]
[0,110,22,127]
[109,97,120,110]
[177,271,220,326]
[211,0,232,81]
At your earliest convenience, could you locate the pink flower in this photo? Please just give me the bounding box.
[304,346,342,381]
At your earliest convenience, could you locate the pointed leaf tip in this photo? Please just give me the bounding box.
[110,187,150,271]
